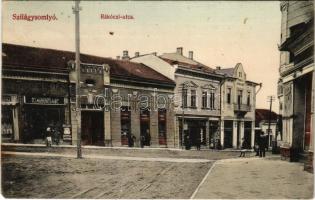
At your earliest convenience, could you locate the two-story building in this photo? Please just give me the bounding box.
[132,47,223,149]
[215,63,260,149]
[278,1,314,171]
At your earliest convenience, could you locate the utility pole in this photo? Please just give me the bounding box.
[267,95,275,150]
[73,0,82,158]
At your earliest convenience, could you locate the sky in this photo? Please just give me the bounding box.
[2,1,281,112]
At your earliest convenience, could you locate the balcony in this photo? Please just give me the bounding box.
[234,103,251,112]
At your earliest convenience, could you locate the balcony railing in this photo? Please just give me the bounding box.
[234,103,251,112]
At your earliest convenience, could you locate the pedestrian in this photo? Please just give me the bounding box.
[46,126,52,147]
[254,142,259,156]
[258,132,266,157]
[140,135,145,148]
[132,134,136,147]
[196,137,201,151]
[239,138,247,157]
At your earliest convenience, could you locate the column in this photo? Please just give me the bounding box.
[104,111,111,146]
[71,103,78,145]
[166,109,175,148]
[220,120,224,148]
[233,120,237,148]
[251,121,255,147]
[131,108,140,147]
[240,121,244,141]
[13,107,19,141]
[110,109,121,146]
[205,120,210,148]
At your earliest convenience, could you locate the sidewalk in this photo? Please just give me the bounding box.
[191,157,314,199]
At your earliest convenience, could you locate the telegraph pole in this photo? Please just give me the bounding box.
[267,95,275,150]
[73,0,82,158]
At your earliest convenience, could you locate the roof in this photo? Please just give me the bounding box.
[255,109,278,123]
[160,52,215,74]
[215,68,235,77]
[2,43,175,86]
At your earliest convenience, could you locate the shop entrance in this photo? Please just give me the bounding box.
[187,119,206,147]
[81,111,104,146]
[244,121,252,149]
[224,120,233,148]
[140,110,150,146]
[23,106,65,142]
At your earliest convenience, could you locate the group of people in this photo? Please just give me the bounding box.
[45,125,61,147]
[239,132,268,157]
[126,132,151,148]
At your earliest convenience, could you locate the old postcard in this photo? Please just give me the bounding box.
[1,0,314,199]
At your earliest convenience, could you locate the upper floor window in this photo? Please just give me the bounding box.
[247,92,251,106]
[191,90,196,108]
[239,72,242,78]
[210,91,215,109]
[202,91,207,108]
[182,89,188,108]
[227,88,231,104]
[237,90,243,105]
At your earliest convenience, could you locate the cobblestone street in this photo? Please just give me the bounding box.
[1,145,313,199]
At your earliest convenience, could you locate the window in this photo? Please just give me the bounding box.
[239,72,242,77]
[202,91,208,108]
[210,91,215,109]
[247,92,250,106]
[237,90,243,105]
[227,88,231,104]
[120,106,131,145]
[158,109,167,145]
[182,89,188,108]
[191,90,196,108]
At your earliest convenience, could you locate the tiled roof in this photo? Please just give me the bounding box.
[255,109,278,123]
[2,43,175,86]
[215,68,235,77]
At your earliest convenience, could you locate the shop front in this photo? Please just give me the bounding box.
[1,95,19,142]
[22,96,66,143]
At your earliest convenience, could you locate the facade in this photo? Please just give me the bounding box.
[255,109,279,148]
[132,47,223,148]
[215,64,260,149]
[2,43,176,147]
[277,1,314,167]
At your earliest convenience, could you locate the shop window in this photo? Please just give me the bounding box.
[158,109,167,145]
[1,107,13,141]
[191,90,196,108]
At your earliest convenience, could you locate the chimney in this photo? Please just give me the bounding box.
[216,66,221,70]
[122,50,130,60]
[116,56,120,60]
[176,47,183,55]
[152,52,157,56]
[135,52,140,57]
[188,51,193,60]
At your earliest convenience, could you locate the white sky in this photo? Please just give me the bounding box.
[2,1,281,112]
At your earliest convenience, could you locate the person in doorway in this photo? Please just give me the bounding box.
[146,129,151,146]
[254,142,259,156]
[140,135,145,148]
[196,137,201,151]
[46,126,52,147]
[258,132,266,157]
[239,138,247,157]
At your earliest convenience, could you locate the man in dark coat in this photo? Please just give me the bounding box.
[258,132,266,157]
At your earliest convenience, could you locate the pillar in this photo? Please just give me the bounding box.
[233,120,237,148]
[13,107,19,141]
[240,121,244,141]
[104,110,112,146]
[205,120,210,148]
[131,106,140,147]
[251,121,255,147]
[220,120,224,147]
[110,109,121,146]
[150,109,158,147]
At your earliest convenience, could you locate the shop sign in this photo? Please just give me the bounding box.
[24,96,65,105]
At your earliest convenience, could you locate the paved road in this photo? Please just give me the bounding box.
[191,157,314,199]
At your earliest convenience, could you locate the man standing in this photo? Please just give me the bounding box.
[258,132,266,157]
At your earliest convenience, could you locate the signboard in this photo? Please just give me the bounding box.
[24,96,65,105]
[2,95,18,105]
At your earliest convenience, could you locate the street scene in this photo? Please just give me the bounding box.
[1,0,314,199]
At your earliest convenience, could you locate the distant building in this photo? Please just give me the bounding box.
[132,48,223,149]
[277,1,314,169]
[215,64,260,149]
[255,109,279,147]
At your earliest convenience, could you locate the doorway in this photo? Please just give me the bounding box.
[81,111,104,146]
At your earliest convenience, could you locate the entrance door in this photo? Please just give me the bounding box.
[244,122,252,149]
[224,120,233,148]
[209,121,219,148]
[81,111,104,146]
